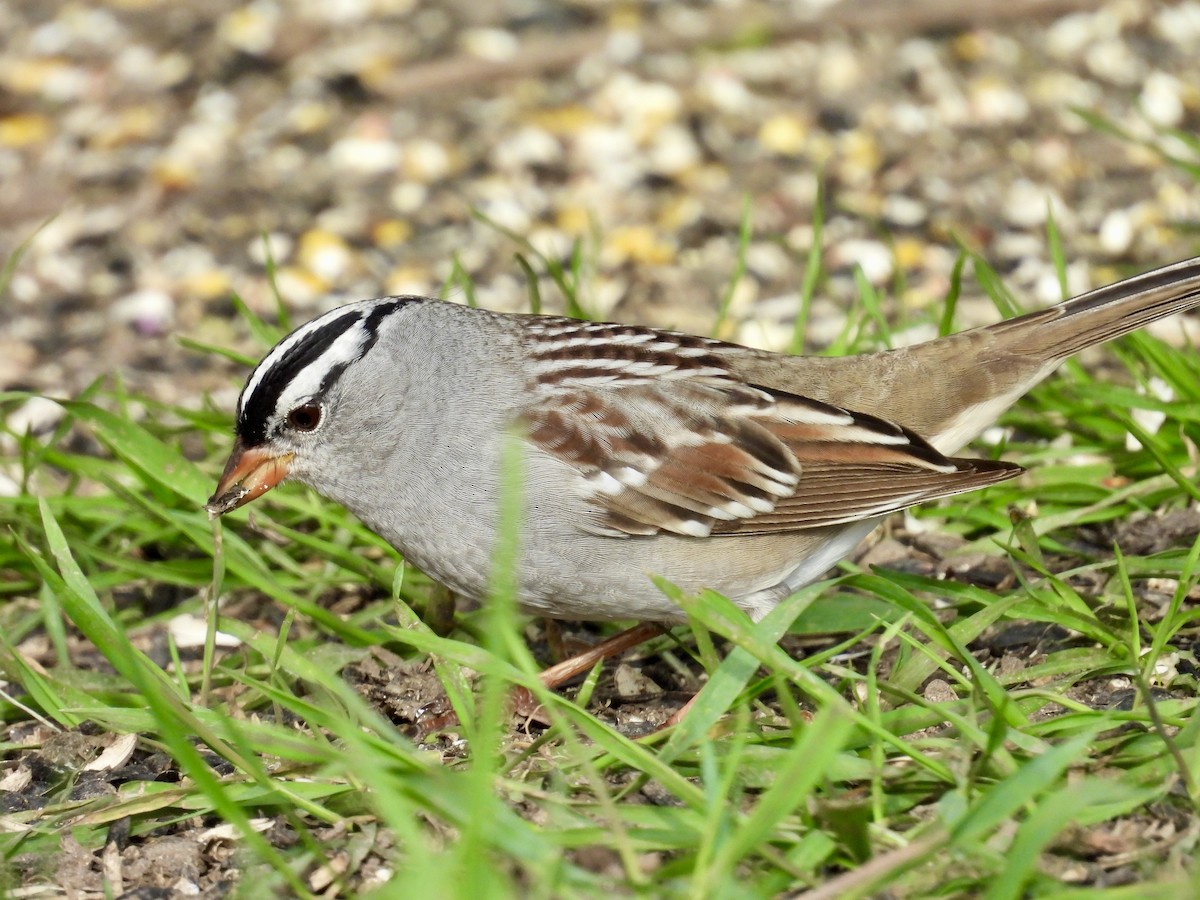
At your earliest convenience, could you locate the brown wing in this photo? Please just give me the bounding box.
[521,365,1022,538]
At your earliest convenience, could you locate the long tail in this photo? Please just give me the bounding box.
[775,256,1200,453]
[983,255,1200,361]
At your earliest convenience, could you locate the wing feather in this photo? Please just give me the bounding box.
[518,319,1022,538]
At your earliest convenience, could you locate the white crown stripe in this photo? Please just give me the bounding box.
[269,324,374,418]
[234,298,414,430]
[239,313,350,415]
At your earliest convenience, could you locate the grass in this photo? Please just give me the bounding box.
[2,210,1200,898]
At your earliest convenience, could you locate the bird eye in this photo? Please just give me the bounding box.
[286,403,322,432]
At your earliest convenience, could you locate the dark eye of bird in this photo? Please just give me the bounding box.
[286,403,322,432]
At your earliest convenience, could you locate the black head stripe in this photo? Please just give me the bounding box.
[363,299,409,340]
[238,310,364,444]
[236,299,415,444]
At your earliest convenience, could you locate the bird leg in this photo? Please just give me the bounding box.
[414,621,666,737]
[536,622,666,689]
[423,583,457,637]
[507,622,668,725]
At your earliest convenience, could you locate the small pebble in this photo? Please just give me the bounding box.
[829,239,893,285]
[923,679,958,704]
[1002,179,1066,230]
[1140,71,1184,128]
[1126,377,1173,451]
[112,289,175,336]
[969,75,1030,124]
[401,137,453,183]
[602,225,676,267]
[273,266,329,308]
[491,127,561,171]
[649,124,699,176]
[7,396,65,436]
[1085,37,1144,86]
[389,181,428,214]
[168,613,242,649]
[296,230,353,282]
[602,75,682,137]
[329,135,402,177]
[248,232,294,266]
[0,113,51,148]
[757,113,808,156]
[883,194,927,228]
[1045,12,1110,60]
[460,27,519,62]
[1153,3,1200,45]
[1098,208,1134,255]
[613,663,663,699]
[218,1,280,55]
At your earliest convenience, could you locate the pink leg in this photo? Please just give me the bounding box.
[537,622,666,689]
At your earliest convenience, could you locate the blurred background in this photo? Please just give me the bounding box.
[1,0,1198,418]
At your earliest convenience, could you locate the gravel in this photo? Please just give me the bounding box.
[1,0,1198,409]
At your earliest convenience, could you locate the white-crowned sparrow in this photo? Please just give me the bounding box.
[208,257,1200,624]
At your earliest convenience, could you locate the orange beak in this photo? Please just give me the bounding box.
[206,440,293,517]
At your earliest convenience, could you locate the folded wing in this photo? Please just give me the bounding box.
[518,319,1021,538]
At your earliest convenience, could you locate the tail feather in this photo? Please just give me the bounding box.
[756,256,1200,452]
[986,255,1200,360]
